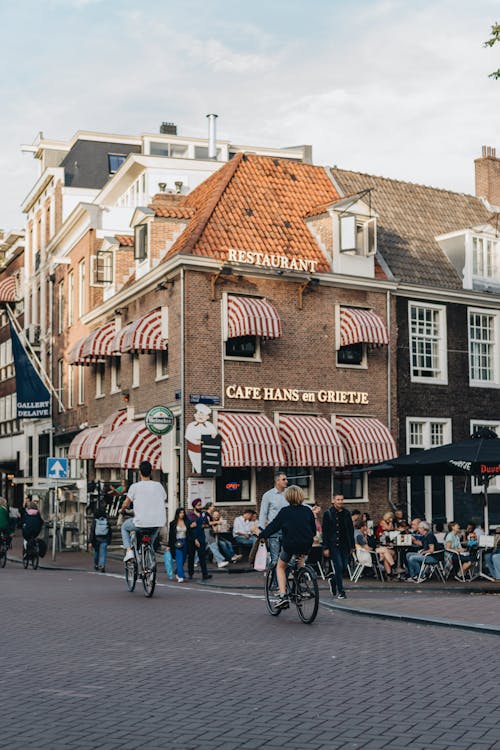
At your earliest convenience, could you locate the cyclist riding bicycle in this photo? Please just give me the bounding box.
[258,485,316,610]
[0,497,11,545]
[21,499,44,548]
[120,460,167,562]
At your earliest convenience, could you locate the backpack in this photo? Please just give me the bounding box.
[95,517,109,537]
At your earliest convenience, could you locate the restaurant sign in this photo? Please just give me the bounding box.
[227,248,318,274]
[145,405,175,435]
[226,385,369,404]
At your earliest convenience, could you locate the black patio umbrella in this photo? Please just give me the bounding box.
[368,428,500,530]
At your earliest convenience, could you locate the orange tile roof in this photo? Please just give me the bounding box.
[115,234,134,247]
[153,206,196,220]
[161,154,341,272]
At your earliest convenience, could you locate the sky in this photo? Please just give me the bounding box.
[1,0,499,231]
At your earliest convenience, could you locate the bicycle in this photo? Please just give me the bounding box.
[124,527,157,597]
[265,560,319,624]
[23,538,40,570]
[0,531,11,568]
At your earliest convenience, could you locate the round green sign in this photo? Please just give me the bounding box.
[145,405,175,435]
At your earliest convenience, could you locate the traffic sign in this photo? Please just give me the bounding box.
[47,457,69,480]
[145,405,175,435]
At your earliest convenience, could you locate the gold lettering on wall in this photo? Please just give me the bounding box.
[225,385,369,404]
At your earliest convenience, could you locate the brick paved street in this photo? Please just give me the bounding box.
[1,564,499,750]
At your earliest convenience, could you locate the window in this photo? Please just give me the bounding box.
[132,353,140,388]
[469,310,497,384]
[334,469,366,501]
[337,343,364,367]
[95,362,105,398]
[285,467,312,502]
[134,224,147,262]
[340,214,376,256]
[57,359,64,413]
[216,468,251,503]
[67,272,74,326]
[155,349,167,380]
[409,302,447,384]
[406,418,452,523]
[93,251,113,284]
[77,366,85,405]
[108,154,127,174]
[472,236,498,280]
[111,357,121,393]
[57,281,64,334]
[78,260,85,318]
[67,365,73,408]
[225,336,258,359]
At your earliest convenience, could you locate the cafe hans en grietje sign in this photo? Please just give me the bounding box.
[226,385,369,404]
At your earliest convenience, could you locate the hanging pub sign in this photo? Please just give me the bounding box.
[201,435,222,477]
[9,323,50,418]
[145,405,175,435]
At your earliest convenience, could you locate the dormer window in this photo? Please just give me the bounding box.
[340,214,377,257]
[108,154,127,174]
[472,235,497,279]
[134,224,148,262]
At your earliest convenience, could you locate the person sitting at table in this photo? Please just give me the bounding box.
[444,521,472,578]
[233,509,258,547]
[484,528,500,579]
[434,521,446,544]
[406,521,440,581]
[375,512,394,541]
[355,520,395,577]
[393,506,408,529]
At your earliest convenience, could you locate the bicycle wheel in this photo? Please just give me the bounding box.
[295,565,319,624]
[125,558,137,592]
[32,549,39,570]
[264,564,282,616]
[0,545,6,568]
[141,546,156,598]
[23,550,29,569]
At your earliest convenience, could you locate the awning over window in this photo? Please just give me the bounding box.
[0,277,17,302]
[335,416,397,465]
[68,337,88,365]
[80,321,116,362]
[68,428,92,460]
[339,307,389,347]
[114,308,167,353]
[95,421,161,469]
[102,409,128,436]
[79,426,105,460]
[278,415,345,467]
[227,296,281,340]
[217,412,285,467]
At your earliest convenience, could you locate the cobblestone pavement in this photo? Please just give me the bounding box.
[1,564,499,750]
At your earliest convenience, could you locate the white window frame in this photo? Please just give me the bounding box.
[409,301,448,385]
[131,353,140,388]
[95,362,106,398]
[214,467,257,507]
[68,272,74,327]
[470,420,500,491]
[57,281,64,334]
[78,260,85,319]
[222,293,262,363]
[111,357,121,394]
[57,359,64,413]
[468,308,499,387]
[77,366,85,405]
[471,235,498,281]
[155,349,168,381]
[67,365,74,408]
[406,417,453,522]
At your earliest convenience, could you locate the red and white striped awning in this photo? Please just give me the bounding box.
[217,412,285,467]
[335,416,396,466]
[115,308,167,353]
[80,426,105,460]
[339,307,389,347]
[278,415,345,467]
[0,277,17,302]
[80,321,116,362]
[68,337,88,365]
[68,428,92,459]
[95,421,161,469]
[102,409,128,436]
[227,296,281,339]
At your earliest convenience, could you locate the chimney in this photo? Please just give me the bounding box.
[160,122,177,135]
[207,114,218,159]
[475,145,500,205]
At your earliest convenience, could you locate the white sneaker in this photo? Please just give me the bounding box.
[123,549,134,562]
[231,554,243,562]
[176,576,184,582]
[217,560,229,568]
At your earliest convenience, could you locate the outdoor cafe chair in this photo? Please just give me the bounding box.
[351,547,385,583]
[444,549,475,582]
[416,549,446,583]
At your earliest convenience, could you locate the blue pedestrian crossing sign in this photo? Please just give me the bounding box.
[47,457,69,480]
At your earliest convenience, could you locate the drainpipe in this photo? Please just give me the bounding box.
[180,267,185,507]
[386,289,393,507]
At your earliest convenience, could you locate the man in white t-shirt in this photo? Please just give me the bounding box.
[120,460,167,562]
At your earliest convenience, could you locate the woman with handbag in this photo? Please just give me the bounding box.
[167,508,190,582]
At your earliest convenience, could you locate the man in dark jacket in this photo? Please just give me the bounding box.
[90,506,113,572]
[21,500,44,547]
[322,494,354,600]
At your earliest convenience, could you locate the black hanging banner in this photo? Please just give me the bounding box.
[9,322,51,418]
[201,434,222,477]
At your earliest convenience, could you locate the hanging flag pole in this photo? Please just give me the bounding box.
[7,307,65,413]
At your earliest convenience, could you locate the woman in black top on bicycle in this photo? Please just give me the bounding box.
[258,485,316,609]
